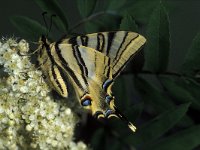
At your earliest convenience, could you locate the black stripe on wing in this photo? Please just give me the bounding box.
[112,31,129,62]
[112,34,139,68]
[72,45,89,81]
[54,42,87,90]
[106,32,115,55]
[97,33,105,52]
[51,65,63,94]
[80,35,88,46]
[112,37,146,78]
[68,37,77,46]
[51,64,70,97]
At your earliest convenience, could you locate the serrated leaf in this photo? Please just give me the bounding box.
[10,15,48,40]
[120,14,138,31]
[143,2,170,72]
[160,76,200,110]
[181,32,200,75]
[146,125,200,150]
[34,0,68,31]
[77,0,97,18]
[125,103,190,148]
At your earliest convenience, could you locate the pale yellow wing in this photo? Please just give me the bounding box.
[61,31,146,78]
[50,42,111,97]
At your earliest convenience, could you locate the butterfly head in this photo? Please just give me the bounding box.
[39,35,49,45]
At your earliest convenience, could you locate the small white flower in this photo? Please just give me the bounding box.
[11,53,20,61]
[18,39,29,54]
[8,113,15,120]
[0,107,4,113]
[16,61,23,69]
[8,120,15,126]
[65,108,72,115]
[47,114,54,120]
[29,115,35,121]
[26,124,32,131]
[52,140,58,147]
[19,86,29,93]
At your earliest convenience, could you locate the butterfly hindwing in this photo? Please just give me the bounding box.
[61,31,146,78]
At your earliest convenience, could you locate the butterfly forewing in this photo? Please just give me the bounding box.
[61,31,146,78]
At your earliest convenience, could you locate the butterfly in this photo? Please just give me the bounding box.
[37,31,146,132]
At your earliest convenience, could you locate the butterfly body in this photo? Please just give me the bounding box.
[37,31,146,132]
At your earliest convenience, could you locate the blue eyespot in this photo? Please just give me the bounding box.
[81,99,92,106]
[105,109,113,116]
[106,95,113,104]
[102,79,113,91]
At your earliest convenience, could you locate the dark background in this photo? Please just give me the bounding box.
[1,1,200,150]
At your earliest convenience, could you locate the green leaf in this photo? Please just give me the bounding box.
[84,14,121,34]
[84,21,101,33]
[77,0,97,18]
[120,14,138,31]
[134,76,175,112]
[181,78,200,100]
[123,0,159,24]
[105,136,122,150]
[146,125,200,150]
[181,32,200,75]
[113,76,129,110]
[177,114,194,128]
[125,103,190,148]
[125,102,144,123]
[143,2,170,72]
[10,15,48,40]
[90,128,105,150]
[34,0,68,31]
[106,0,126,11]
[134,76,194,128]
[160,76,200,110]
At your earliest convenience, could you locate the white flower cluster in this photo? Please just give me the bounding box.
[0,38,88,150]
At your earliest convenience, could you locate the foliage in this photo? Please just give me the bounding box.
[10,0,200,150]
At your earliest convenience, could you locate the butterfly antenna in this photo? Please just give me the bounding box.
[49,14,56,33]
[114,106,136,132]
[42,12,48,34]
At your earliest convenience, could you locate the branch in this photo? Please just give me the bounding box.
[67,11,120,33]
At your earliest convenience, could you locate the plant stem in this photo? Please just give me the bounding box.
[67,11,120,33]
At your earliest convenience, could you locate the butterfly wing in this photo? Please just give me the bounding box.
[50,42,112,97]
[61,31,146,78]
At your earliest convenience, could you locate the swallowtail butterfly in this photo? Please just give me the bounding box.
[37,31,146,132]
